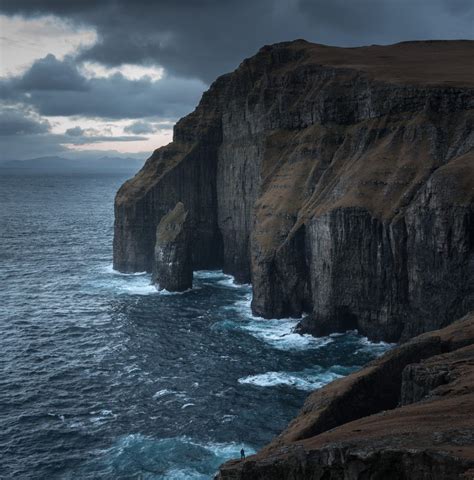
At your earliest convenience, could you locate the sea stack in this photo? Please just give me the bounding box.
[152,202,192,292]
[114,40,474,342]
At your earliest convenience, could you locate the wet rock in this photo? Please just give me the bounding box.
[152,202,192,292]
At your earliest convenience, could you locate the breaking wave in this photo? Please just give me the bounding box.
[238,365,357,391]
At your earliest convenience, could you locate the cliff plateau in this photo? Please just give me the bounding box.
[114,40,474,342]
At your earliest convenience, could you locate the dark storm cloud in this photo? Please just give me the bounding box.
[18,54,87,91]
[1,0,472,162]
[1,55,205,119]
[0,0,472,82]
[298,0,474,43]
[0,108,50,135]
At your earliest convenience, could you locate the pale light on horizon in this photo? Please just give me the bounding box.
[80,62,165,82]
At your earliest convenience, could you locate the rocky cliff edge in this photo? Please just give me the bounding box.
[114,40,474,341]
[217,312,474,480]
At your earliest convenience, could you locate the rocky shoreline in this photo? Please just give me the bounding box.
[113,39,474,478]
[217,312,474,479]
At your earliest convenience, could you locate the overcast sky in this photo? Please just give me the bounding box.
[1,0,473,161]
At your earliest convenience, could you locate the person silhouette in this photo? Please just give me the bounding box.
[240,448,245,460]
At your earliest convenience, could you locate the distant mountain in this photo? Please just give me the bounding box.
[0,156,145,173]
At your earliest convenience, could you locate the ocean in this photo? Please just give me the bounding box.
[0,172,391,479]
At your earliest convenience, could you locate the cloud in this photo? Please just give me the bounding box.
[65,126,84,136]
[64,134,147,145]
[1,54,206,119]
[123,121,159,134]
[0,0,473,83]
[0,105,148,160]
[0,14,97,77]
[1,1,472,161]
[0,108,50,135]
[298,0,474,44]
[17,54,87,91]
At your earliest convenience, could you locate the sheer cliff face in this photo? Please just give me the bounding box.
[114,40,474,341]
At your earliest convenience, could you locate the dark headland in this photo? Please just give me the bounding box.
[113,40,474,479]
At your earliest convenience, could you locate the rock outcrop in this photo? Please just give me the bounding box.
[114,40,474,342]
[217,312,474,480]
[152,202,192,292]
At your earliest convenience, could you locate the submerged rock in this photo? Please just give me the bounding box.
[152,202,192,292]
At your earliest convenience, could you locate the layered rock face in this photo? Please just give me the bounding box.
[152,202,192,292]
[114,40,474,341]
[218,313,474,480]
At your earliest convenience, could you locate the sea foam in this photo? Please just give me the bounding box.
[239,365,356,391]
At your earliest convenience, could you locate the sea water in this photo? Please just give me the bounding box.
[0,173,392,479]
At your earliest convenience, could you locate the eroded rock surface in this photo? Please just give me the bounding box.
[217,313,474,480]
[152,202,192,292]
[114,40,474,341]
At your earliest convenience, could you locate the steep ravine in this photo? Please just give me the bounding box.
[114,39,474,342]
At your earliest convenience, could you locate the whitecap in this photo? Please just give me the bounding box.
[193,269,226,280]
[356,336,394,356]
[89,409,117,425]
[103,264,147,276]
[219,292,334,350]
[92,434,255,479]
[238,365,355,391]
[116,281,157,296]
[159,287,194,295]
[241,318,333,351]
[217,276,251,289]
[153,389,175,399]
[194,270,251,290]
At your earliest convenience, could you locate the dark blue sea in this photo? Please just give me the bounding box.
[0,173,391,479]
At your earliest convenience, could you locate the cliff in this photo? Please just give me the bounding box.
[152,202,192,292]
[217,312,474,480]
[114,39,474,342]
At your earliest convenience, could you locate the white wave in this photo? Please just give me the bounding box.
[99,434,255,479]
[89,409,117,424]
[96,266,198,296]
[103,264,147,276]
[164,468,208,480]
[88,264,158,295]
[356,336,394,356]
[217,276,251,290]
[242,318,334,351]
[194,270,251,290]
[193,269,226,280]
[238,365,354,391]
[221,292,334,350]
[224,292,255,317]
[116,281,157,296]
[153,389,175,399]
[159,287,194,295]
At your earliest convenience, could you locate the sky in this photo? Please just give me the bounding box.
[0,0,473,162]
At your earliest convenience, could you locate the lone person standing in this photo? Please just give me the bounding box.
[240,448,245,460]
